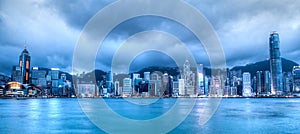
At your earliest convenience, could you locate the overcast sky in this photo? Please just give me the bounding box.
[1,0,300,75]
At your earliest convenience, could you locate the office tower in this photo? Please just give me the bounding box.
[178,79,185,95]
[242,72,252,97]
[204,76,209,95]
[50,68,60,96]
[19,46,31,84]
[144,72,150,95]
[11,66,22,83]
[264,71,271,93]
[252,76,257,95]
[150,71,162,96]
[132,73,140,88]
[197,64,204,95]
[144,72,150,81]
[182,60,195,96]
[269,31,283,95]
[293,66,300,93]
[122,78,132,96]
[106,71,113,93]
[31,67,47,88]
[114,81,120,96]
[256,71,262,94]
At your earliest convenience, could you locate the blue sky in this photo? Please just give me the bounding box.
[1,0,300,75]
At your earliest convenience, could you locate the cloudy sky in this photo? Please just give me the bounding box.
[1,0,300,75]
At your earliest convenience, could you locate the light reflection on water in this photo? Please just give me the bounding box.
[0,98,299,133]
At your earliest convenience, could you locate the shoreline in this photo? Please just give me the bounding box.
[1,95,300,99]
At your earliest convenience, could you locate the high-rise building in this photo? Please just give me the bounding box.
[293,66,300,93]
[178,79,185,95]
[269,31,283,95]
[19,47,31,84]
[31,67,47,88]
[242,72,252,97]
[11,66,22,83]
[122,78,132,96]
[182,60,195,96]
[264,71,271,93]
[50,68,59,96]
[106,71,113,93]
[197,64,204,95]
[150,71,162,96]
[256,71,262,94]
[144,72,150,81]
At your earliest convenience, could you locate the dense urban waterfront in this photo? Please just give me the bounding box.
[1,98,300,133]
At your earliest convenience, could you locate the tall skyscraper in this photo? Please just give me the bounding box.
[242,72,252,97]
[19,46,31,84]
[293,66,300,93]
[182,60,195,96]
[256,71,262,94]
[106,71,113,93]
[269,31,283,95]
[264,71,271,93]
[197,64,204,95]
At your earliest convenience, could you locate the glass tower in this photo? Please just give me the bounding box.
[19,46,31,84]
[269,31,283,95]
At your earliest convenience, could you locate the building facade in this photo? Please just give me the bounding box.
[243,72,252,97]
[19,47,31,84]
[269,31,283,95]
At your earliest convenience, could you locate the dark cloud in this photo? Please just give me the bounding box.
[44,0,114,30]
[0,0,300,76]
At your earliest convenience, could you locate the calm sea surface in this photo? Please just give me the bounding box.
[0,98,300,134]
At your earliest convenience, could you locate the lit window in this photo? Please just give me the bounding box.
[26,60,29,69]
[26,72,29,81]
[19,60,22,67]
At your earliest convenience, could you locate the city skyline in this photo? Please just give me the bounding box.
[1,0,300,75]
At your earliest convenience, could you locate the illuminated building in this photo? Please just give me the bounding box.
[293,66,300,93]
[197,64,204,95]
[50,68,59,96]
[178,79,185,95]
[256,71,262,94]
[264,71,271,93]
[76,83,97,97]
[144,72,151,95]
[122,78,132,97]
[242,72,252,97]
[162,73,169,96]
[173,81,179,96]
[150,71,163,96]
[144,72,150,81]
[182,60,195,96]
[31,67,47,88]
[114,81,120,96]
[106,71,113,93]
[19,46,31,84]
[5,82,25,96]
[269,31,283,95]
[11,66,22,83]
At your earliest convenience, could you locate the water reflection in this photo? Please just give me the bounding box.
[1,98,300,133]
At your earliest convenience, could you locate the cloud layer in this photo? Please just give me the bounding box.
[0,0,300,75]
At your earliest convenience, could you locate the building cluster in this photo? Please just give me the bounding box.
[1,32,300,98]
[0,47,73,97]
[73,31,300,98]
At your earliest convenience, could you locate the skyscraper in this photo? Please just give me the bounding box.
[293,66,300,93]
[19,46,31,84]
[242,72,252,97]
[269,31,283,95]
[197,64,204,95]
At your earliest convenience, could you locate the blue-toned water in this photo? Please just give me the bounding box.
[0,98,300,133]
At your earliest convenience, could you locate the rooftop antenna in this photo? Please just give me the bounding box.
[24,40,27,49]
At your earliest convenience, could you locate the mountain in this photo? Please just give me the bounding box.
[230,58,299,76]
[136,66,180,77]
